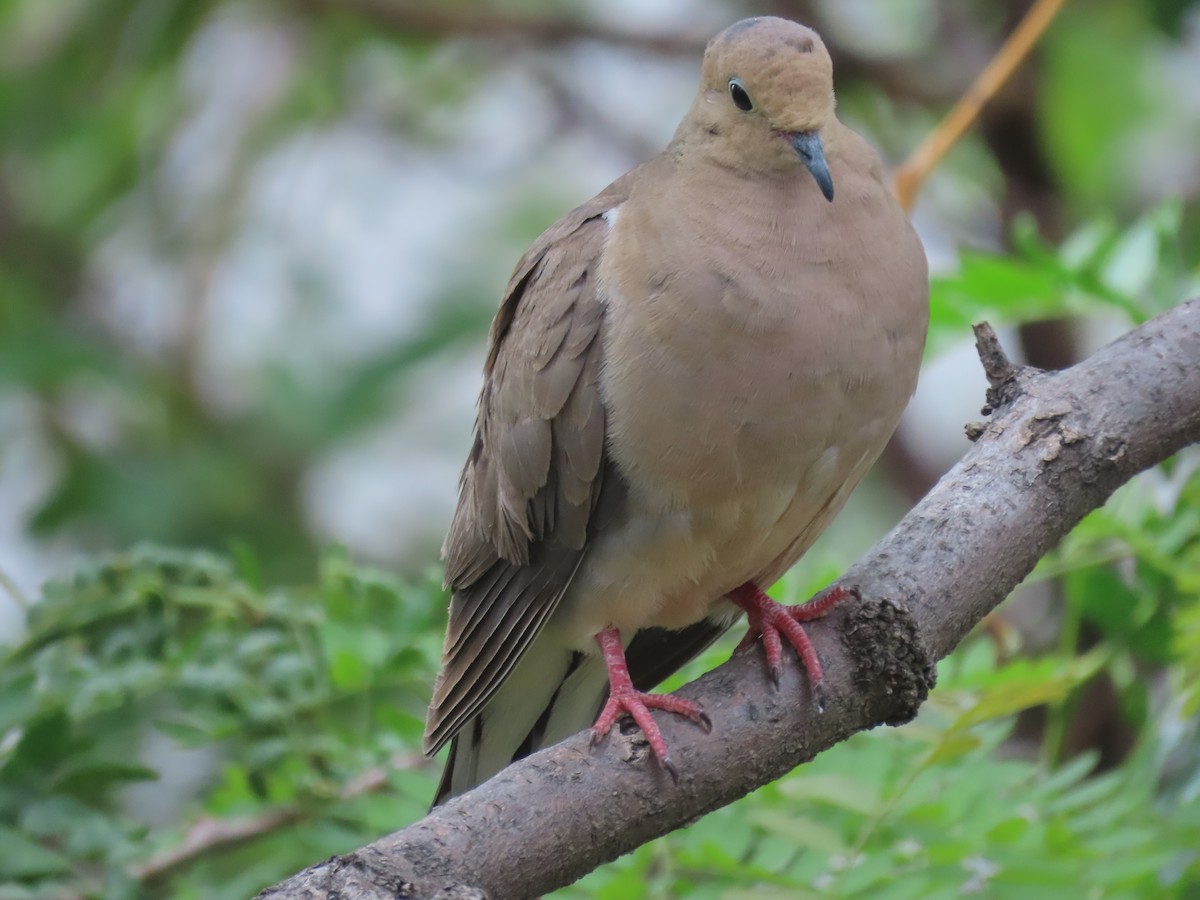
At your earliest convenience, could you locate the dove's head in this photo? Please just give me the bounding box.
[686,17,837,198]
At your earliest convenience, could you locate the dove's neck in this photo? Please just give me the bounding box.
[669,95,846,178]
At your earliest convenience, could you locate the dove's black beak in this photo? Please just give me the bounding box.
[790,131,834,202]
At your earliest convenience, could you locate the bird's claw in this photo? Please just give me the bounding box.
[591,686,709,769]
[662,756,680,784]
[731,582,856,708]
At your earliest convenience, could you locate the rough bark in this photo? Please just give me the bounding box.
[258,299,1200,900]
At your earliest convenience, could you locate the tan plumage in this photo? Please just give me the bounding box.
[426,16,929,803]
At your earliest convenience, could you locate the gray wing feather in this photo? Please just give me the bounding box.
[425,180,628,756]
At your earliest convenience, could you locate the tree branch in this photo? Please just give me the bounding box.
[257,300,1200,899]
[292,0,709,55]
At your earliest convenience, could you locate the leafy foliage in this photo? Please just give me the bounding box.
[0,546,443,898]
[928,200,1194,354]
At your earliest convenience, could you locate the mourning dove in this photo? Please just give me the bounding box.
[425,16,929,803]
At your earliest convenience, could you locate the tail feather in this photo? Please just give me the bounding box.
[430,615,734,806]
[432,630,607,805]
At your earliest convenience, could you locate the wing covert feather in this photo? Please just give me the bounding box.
[426,177,631,754]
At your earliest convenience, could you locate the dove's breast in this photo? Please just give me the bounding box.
[555,146,928,643]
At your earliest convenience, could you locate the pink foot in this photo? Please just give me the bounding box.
[592,627,711,780]
[730,582,857,710]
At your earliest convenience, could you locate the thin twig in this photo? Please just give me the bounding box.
[0,566,30,612]
[892,0,1069,211]
[131,808,305,883]
[132,752,426,884]
[973,322,1020,388]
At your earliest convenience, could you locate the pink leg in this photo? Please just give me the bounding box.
[592,627,711,780]
[730,582,857,710]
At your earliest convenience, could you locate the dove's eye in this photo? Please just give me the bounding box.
[728,78,753,111]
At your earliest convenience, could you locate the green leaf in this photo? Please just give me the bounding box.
[1041,3,1159,205]
[0,826,72,878]
[0,673,39,733]
[746,811,845,855]
[777,774,881,816]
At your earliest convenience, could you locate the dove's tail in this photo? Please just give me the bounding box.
[430,619,730,806]
[432,631,608,806]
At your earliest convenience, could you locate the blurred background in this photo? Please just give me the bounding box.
[1,0,1200,897]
